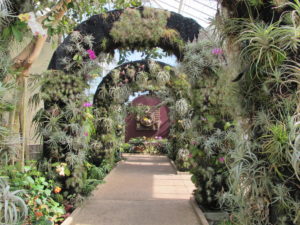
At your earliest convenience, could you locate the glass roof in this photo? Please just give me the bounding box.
[141,0,218,28]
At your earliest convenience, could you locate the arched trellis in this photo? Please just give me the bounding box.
[48,6,202,72]
[91,58,191,137]
[93,59,170,108]
[36,7,199,196]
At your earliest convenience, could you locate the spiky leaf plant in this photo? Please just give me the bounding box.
[0,178,27,225]
[156,70,170,85]
[175,98,189,117]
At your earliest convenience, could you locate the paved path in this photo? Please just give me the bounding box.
[67,154,199,225]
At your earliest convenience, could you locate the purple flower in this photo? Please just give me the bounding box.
[87,49,96,60]
[218,157,225,163]
[211,48,223,55]
[84,132,88,137]
[83,102,93,107]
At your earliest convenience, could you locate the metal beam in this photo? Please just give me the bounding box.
[178,0,184,13]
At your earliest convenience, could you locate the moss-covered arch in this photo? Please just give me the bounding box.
[48,6,202,71]
[93,60,172,108]
[91,59,192,165]
[36,7,199,197]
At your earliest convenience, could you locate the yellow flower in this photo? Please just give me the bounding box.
[91,73,98,78]
[178,120,183,123]
[54,186,62,194]
[85,112,93,119]
[18,13,31,22]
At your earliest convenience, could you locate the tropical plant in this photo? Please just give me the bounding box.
[0,177,27,225]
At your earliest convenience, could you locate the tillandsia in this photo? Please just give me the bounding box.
[156,70,170,85]
[0,178,28,224]
[175,98,189,117]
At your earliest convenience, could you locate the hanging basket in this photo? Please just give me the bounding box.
[140,114,154,127]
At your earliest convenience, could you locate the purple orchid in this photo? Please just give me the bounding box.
[83,102,93,107]
[211,48,224,55]
[87,49,96,60]
[218,157,225,163]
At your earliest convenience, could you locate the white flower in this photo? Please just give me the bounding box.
[27,12,47,36]
[56,165,65,176]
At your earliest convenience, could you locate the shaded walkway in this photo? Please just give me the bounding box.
[66,154,199,225]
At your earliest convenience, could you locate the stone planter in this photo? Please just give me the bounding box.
[190,196,229,225]
[204,211,229,225]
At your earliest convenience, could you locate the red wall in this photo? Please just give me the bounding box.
[125,95,170,142]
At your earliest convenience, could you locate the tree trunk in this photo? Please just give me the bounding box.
[7,0,72,169]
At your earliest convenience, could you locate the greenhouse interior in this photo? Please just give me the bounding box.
[0,0,299,224]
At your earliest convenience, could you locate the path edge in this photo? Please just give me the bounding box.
[61,160,125,225]
[190,196,210,225]
[169,158,190,175]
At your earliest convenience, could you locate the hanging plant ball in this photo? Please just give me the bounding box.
[175,98,189,117]
[136,71,149,86]
[156,70,170,85]
[42,73,88,102]
[126,68,136,79]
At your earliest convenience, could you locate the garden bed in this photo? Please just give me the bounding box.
[190,196,229,225]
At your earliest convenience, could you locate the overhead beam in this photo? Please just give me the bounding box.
[178,0,184,13]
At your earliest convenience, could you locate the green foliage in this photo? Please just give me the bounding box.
[1,20,28,42]
[214,3,300,224]
[0,164,65,224]
[126,104,151,118]
[0,177,27,225]
[110,7,170,46]
[182,38,221,84]
[190,130,230,210]
[127,137,167,155]
[238,21,286,73]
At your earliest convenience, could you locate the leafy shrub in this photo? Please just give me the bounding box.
[0,164,65,224]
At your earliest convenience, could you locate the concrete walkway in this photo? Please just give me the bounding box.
[67,154,199,225]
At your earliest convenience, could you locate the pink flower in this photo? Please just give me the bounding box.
[212,48,223,55]
[188,153,193,158]
[191,140,198,145]
[87,49,96,60]
[84,132,88,137]
[218,157,225,163]
[83,102,93,107]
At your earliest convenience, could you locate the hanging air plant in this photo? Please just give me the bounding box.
[98,117,113,132]
[110,69,120,84]
[109,85,131,103]
[126,68,136,79]
[136,71,149,86]
[181,118,192,130]
[109,86,123,102]
[175,98,189,117]
[149,60,161,76]
[97,86,108,100]
[156,70,170,85]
